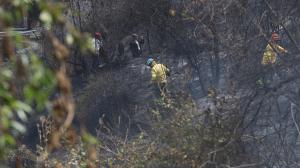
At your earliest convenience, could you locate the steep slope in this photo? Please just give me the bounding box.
[75,53,192,135]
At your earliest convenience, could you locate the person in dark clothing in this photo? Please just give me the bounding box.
[27,1,40,29]
[129,34,144,58]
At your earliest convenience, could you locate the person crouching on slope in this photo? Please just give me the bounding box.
[146,58,170,97]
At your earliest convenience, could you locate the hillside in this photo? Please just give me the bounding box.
[1,0,300,167]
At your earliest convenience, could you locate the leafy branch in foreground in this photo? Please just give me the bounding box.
[0,0,94,164]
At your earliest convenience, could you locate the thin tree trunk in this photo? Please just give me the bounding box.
[147,29,152,54]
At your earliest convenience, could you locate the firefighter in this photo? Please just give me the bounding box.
[262,32,288,65]
[146,58,170,97]
[259,32,288,87]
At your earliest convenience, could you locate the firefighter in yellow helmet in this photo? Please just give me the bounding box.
[262,32,288,65]
[146,58,170,97]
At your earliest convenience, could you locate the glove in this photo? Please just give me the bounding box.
[166,69,171,77]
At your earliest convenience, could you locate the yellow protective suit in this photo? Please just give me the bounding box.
[262,43,287,65]
[151,63,169,83]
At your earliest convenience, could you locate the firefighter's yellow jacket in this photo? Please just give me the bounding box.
[262,43,287,65]
[151,63,169,83]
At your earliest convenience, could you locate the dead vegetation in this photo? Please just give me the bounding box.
[3,0,300,167]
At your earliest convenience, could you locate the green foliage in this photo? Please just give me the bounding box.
[82,131,99,146]
[23,54,56,111]
[0,0,74,162]
[0,0,95,163]
[2,35,56,158]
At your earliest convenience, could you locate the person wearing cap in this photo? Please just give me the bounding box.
[262,32,288,65]
[91,32,108,69]
[259,32,288,87]
[146,58,170,97]
[130,34,144,58]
